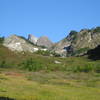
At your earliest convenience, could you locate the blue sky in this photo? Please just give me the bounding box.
[0,0,100,42]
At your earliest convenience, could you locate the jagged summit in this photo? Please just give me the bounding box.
[2,27,100,57]
[3,34,52,53]
[37,36,53,48]
[28,34,38,45]
[28,34,53,48]
[52,27,100,56]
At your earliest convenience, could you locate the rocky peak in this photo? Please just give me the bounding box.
[28,34,38,45]
[37,36,53,48]
[52,27,100,57]
[3,34,38,53]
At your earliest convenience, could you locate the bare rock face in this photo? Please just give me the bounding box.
[28,34,38,45]
[52,27,100,56]
[37,36,53,48]
[51,38,71,57]
[28,34,53,49]
[3,27,100,57]
[69,29,100,56]
[3,34,38,53]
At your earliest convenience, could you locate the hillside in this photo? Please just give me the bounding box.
[0,69,100,100]
[2,27,100,58]
[0,43,100,73]
[3,34,40,53]
[0,44,100,100]
[52,27,100,57]
[0,27,100,100]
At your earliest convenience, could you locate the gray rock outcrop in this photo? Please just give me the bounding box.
[52,27,100,56]
[28,34,38,45]
[37,36,53,48]
[3,34,38,53]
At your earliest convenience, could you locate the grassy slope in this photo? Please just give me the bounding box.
[0,44,100,72]
[0,70,100,100]
[0,45,100,100]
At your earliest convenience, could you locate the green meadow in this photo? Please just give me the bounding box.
[0,69,100,100]
[0,45,100,100]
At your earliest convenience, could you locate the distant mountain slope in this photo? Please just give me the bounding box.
[51,38,71,57]
[28,34,38,45]
[52,27,100,56]
[1,26,100,57]
[3,34,39,53]
[37,36,53,48]
[28,34,53,48]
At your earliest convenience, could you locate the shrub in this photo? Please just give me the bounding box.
[94,64,100,73]
[93,27,100,33]
[0,36,4,44]
[69,30,78,42]
[0,60,6,68]
[72,48,90,56]
[69,30,78,36]
[68,63,93,73]
[35,50,51,56]
[78,65,93,72]
[21,58,44,71]
[87,45,100,60]
[35,50,61,57]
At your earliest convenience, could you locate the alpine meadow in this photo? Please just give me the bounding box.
[0,0,100,100]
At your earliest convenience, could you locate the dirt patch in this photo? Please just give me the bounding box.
[4,72,23,77]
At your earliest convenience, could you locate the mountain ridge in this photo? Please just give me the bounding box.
[1,26,100,57]
[52,27,100,56]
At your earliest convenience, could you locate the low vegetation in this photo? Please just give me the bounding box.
[0,44,100,100]
[69,30,78,36]
[20,57,100,73]
[93,27,100,33]
[0,69,100,100]
[0,36,4,44]
[35,50,51,56]
[0,45,100,73]
[87,45,100,60]
[71,48,90,56]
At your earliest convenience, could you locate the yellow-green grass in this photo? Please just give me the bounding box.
[0,44,100,73]
[0,45,100,100]
[0,70,100,100]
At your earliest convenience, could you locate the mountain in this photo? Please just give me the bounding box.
[2,27,100,57]
[28,34,53,48]
[52,27,100,56]
[28,34,38,45]
[3,34,39,53]
[37,36,53,48]
[51,38,70,57]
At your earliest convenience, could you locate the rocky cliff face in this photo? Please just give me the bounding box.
[51,38,71,56]
[37,36,53,48]
[28,34,53,48]
[28,34,38,45]
[3,35,39,53]
[52,27,100,56]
